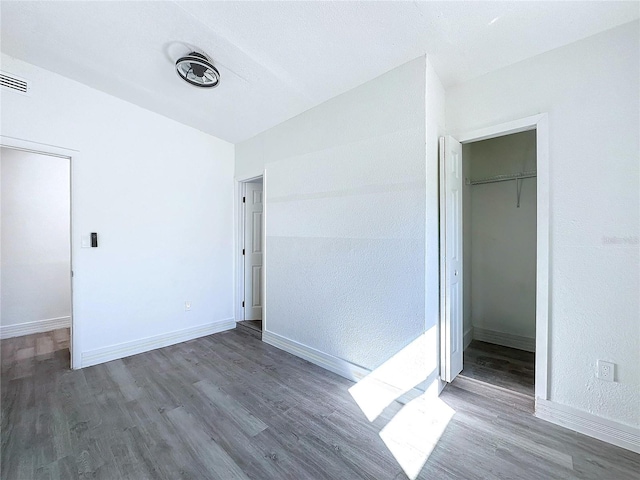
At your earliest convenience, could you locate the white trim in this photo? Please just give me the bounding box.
[536,399,640,454]
[263,330,370,382]
[457,113,545,143]
[0,316,71,339]
[234,173,266,326]
[453,113,549,401]
[81,319,235,368]
[534,115,550,400]
[0,135,79,155]
[262,170,268,334]
[463,326,474,350]
[473,327,535,352]
[0,135,79,369]
[234,179,245,323]
[262,330,426,404]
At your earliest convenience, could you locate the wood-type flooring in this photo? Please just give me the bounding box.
[236,320,262,338]
[461,340,535,396]
[2,327,638,479]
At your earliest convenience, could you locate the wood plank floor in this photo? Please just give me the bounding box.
[2,327,639,479]
[236,320,263,337]
[461,340,535,396]
[1,328,70,367]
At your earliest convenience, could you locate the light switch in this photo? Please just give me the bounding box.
[81,234,91,248]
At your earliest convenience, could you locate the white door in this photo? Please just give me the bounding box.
[244,182,263,321]
[439,136,463,382]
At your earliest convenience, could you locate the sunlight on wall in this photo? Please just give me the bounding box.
[380,388,455,479]
[348,326,455,479]
[348,327,438,421]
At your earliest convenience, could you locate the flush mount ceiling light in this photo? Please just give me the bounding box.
[175,51,220,88]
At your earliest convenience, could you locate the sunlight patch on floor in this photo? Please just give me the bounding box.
[379,392,455,480]
[347,326,454,479]
[348,327,437,421]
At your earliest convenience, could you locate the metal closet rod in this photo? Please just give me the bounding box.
[466,171,537,185]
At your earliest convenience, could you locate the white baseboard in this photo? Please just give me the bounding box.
[463,327,474,350]
[536,399,640,454]
[261,330,430,405]
[262,330,370,382]
[0,316,71,339]
[81,319,235,368]
[473,327,535,352]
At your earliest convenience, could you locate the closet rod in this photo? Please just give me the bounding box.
[466,171,537,186]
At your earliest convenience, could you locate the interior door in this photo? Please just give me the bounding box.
[439,136,463,382]
[244,182,263,321]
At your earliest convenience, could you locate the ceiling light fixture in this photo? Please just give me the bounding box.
[175,51,220,88]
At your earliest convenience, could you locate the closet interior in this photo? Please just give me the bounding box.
[460,130,537,396]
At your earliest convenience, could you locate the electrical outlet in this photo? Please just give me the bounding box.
[184,301,191,311]
[597,360,615,382]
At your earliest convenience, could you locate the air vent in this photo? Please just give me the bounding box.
[1,71,31,96]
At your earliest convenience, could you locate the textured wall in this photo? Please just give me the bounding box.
[447,22,640,427]
[1,149,70,326]
[464,131,537,340]
[237,57,431,372]
[1,54,235,359]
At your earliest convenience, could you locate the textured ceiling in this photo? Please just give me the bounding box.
[1,1,638,143]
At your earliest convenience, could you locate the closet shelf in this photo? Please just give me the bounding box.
[466,171,537,185]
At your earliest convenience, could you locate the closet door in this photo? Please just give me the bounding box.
[439,136,463,382]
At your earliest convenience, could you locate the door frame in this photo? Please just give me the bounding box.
[445,113,550,401]
[0,135,81,369]
[234,173,266,331]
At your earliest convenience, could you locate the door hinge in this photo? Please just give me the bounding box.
[242,248,245,255]
[243,196,246,203]
[242,301,245,308]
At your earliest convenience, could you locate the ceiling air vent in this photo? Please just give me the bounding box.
[1,71,31,96]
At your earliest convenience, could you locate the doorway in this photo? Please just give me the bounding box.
[440,114,549,402]
[0,145,73,368]
[460,131,537,396]
[236,176,264,337]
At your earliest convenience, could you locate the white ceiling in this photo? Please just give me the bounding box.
[2,1,638,143]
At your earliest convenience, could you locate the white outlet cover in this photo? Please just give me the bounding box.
[597,360,615,382]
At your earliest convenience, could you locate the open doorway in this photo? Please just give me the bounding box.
[236,176,264,337]
[0,146,72,369]
[440,114,549,404]
[459,131,537,397]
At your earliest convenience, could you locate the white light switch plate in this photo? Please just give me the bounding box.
[81,234,91,248]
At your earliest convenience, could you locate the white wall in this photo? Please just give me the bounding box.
[465,132,537,342]
[1,148,71,329]
[447,22,639,428]
[237,58,444,382]
[0,53,235,364]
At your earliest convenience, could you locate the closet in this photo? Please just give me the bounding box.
[460,130,537,396]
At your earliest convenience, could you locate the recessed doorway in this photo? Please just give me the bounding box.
[236,176,264,338]
[460,130,537,397]
[0,145,72,368]
[439,114,549,404]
